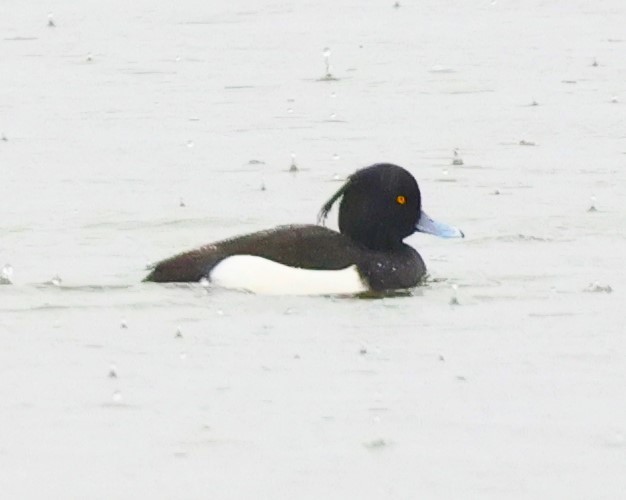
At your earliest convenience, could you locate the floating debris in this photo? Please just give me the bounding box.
[452,149,464,165]
[248,159,265,165]
[584,282,613,293]
[364,439,388,450]
[0,264,13,285]
[519,140,536,146]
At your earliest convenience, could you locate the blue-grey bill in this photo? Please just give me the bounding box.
[415,211,464,238]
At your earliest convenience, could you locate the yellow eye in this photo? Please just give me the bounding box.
[396,195,407,205]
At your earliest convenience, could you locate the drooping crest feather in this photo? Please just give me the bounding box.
[317,177,352,225]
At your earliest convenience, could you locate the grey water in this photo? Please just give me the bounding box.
[1,0,626,498]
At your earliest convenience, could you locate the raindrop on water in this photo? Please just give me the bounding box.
[321,47,336,80]
[452,149,464,165]
[449,284,460,305]
[1,264,13,284]
[289,152,298,172]
[587,195,597,212]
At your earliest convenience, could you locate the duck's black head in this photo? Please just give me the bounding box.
[319,163,463,251]
[319,163,421,250]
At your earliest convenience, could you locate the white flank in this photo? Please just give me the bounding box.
[210,255,368,296]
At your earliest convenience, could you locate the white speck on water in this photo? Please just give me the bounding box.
[50,275,62,287]
[332,153,339,161]
[186,140,194,148]
[179,351,187,361]
[199,277,210,288]
[287,107,293,114]
[112,390,122,403]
